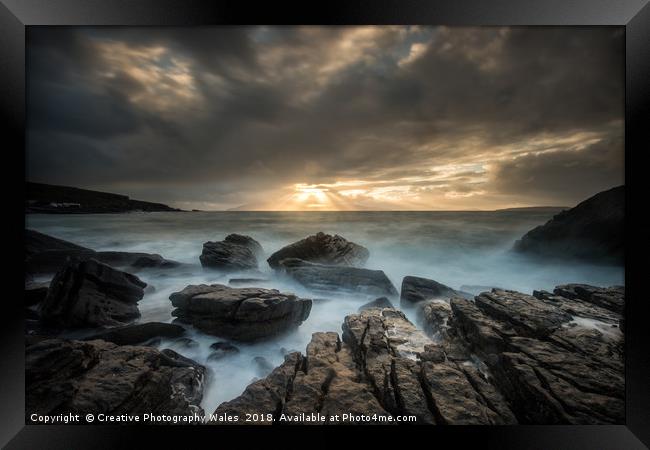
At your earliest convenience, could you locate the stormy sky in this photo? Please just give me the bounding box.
[26,26,624,211]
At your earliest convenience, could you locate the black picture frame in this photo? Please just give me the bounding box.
[2,1,649,448]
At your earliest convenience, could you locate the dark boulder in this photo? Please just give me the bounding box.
[170,284,312,341]
[200,234,263,271]
[267,232,369,269]
[358,297,394,311]
[83,322,185,345]
[26,338,204,419]
[513,186,624,264]
[208,342,240,361]
[400,275,470,307]
[39,258,146,328]
[278,258,397,297]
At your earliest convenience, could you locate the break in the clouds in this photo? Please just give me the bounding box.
[26,26,624,210]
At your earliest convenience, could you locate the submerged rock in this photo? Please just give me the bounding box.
[267,232,369,269]
[278,258,398,297]
[84,322,185,345]
[169,284,312,341]
[25,229,180,275]
[39,258,146,328]
[358,296,394,311]
[200,234,263,271]
[400,275,470,307]
[208,342,240,361]
[513,185,624,264]
[26,338,205,419]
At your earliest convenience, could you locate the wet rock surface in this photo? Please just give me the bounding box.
[170,284,312,341]
[26,338,205,418]
[218,284,624,425]
[214,308,516,424]
[200,234,263,271]
[267,232,369,269]
[278,258,398,297]
[39,258,146,328]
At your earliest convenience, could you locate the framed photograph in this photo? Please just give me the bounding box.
[2,0,649,448]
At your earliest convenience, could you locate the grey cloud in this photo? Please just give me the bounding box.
[26,26,624,209]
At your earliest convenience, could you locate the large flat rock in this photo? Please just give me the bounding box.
[169,284,312,341]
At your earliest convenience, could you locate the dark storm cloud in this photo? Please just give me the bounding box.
[26,26,624,210]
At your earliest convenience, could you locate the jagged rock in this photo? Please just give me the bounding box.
[420,300,452,340]
[26,229,179,275]
[358,297,394,311]
[213,283,624,425]
[26,338,205,419]
[25,281,49,307]
[170,284,312,341]
[200,234,263,271]
[552,284,624,314]
[277,258,397,297]
[39,259,146,328]
[267,232,369,269]
[400,276,470,307]
[216,309,516,425]
[513,185,624,264]
[448,285,624,424]
[208,342,240,361]
[84,322,185,345]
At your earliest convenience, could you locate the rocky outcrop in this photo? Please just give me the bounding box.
[26,338,204,419]
[218,284,624,425]
[446,286,624,424]
[400,276,470,307]
[278,258,397,297]
[169,284,312,341]
[26,229,179,275]
[200,234,263,271]
[214,308,516,425]
[39,258,146,328]
[514,186,624,264]
[267,232,369,269]
[84,322,186,345]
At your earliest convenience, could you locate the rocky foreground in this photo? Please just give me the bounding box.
[24,227,625,424]
[215,284,624,425]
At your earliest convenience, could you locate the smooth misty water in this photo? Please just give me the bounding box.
[26,210,624,412]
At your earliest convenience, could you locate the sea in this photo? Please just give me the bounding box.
[26,210,624,413]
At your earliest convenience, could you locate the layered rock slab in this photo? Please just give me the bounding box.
[170,284,311,341]
[214,308,515,425]
[277,258,397,297]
